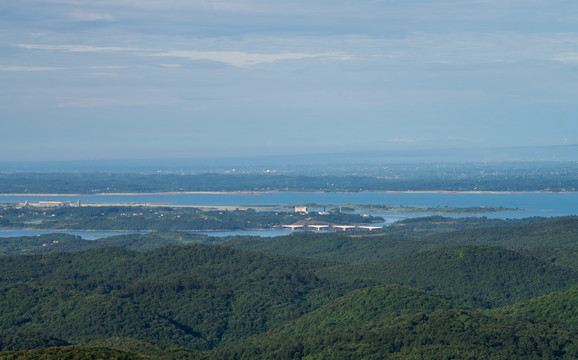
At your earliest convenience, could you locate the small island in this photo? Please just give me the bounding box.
[0,201,520,233]
[274,203,520,215]
[334,204,520,214]
[0,203,382,232]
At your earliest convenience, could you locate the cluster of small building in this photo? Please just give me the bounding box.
[22,200,82,207]
[42,240,59,247]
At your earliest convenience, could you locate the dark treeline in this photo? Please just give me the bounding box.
[1,170,577,193]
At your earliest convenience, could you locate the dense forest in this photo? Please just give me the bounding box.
[0,216,576,359]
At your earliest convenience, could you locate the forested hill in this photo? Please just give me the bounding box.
[325,246,576,308]
[417,216,578,271]
[222,231,426,264]
[221,217,578,308]
[208,287,578,360]
[2,284,575,359]
[419,216,578,249]
[0,218,576,359]
[222,216,578,267]
[0,245,353,351]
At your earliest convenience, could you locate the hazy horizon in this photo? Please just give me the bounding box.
[1,144,577,174]
[2,1,578,161]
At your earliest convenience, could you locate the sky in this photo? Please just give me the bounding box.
[1,0,578,161]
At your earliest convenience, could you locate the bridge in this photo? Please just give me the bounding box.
[282,224,382,231]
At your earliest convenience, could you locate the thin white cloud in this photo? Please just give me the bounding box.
[14,43,353,67]
[151,50,353,67]
[0,66,61,71]
[41,0,294,13]
[57,97,180,108]
[14,44,142,52]
[68,10,114,22]
[86,72,121,78]
[13,30,576,71]
[0,65,132,72]
[393,137,415,144]
[552,53,578,63]
[87,65,131,69]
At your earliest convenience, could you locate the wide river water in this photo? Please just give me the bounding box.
[1,192,576,239]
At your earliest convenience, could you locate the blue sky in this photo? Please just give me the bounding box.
[1,0,578,161]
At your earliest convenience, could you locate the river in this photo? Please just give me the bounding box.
[1,192,576,239]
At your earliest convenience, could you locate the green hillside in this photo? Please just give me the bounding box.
[3,285,575,360]
[208,285,578,360]
[328,246,577,308]
[419,216,578,249]
[418,216,578,271]
[222,216,578,268]
[491,287,578,327]
[222,232,426,264]
[0,217,576,359]
[0,245,350,350]
[0,346,144,360]
[0,231,210,257]
[275,285,461,336]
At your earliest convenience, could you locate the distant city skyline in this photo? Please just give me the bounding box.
[2,1,578,161]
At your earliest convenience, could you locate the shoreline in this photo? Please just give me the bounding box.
[0,191,262,197]
[0,227,276,233]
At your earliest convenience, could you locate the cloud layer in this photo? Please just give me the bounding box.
[2,0,578,160]
[12,44,352,67]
